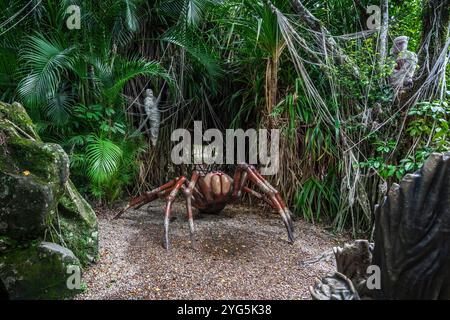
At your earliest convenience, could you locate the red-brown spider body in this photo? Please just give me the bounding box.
[114,164,294,249]
[193,171,232,213]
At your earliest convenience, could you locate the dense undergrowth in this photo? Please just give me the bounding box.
[0,0,448,237]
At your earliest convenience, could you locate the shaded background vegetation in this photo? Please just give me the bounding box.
[0,0,449,237]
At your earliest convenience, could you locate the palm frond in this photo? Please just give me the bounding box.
[17,34,76,106]
[163,28,222,79]
[106,58,169,101]
[124,0,139,31]
[85,135,123,184]
[45,84,74,125]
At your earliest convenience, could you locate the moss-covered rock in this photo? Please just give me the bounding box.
[0,235,16,254]
[0,101,98,299]
[0,241,83,299]
[3,137,70,185]
[57,181,99,265]
[0,102,39,143]
[0,172,57,240]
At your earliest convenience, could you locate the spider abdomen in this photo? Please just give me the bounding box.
[194,172,233,213]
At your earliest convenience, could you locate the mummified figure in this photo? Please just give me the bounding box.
[389,36,418,92]
[114,163,295,249]
[144,89,160,146]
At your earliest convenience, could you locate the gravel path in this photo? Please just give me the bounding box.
[76,201,341,300]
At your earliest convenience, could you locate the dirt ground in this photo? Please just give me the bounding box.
[76,200,342,300]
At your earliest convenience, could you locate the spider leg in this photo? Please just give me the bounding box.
[236,164,295,244]
[163,176,187,250]
[182,171,200,248]
[243,186,276,208]
[192,187,207,211]
[232,166,248,199]
[113,178,178,219]
[252,168,295,231]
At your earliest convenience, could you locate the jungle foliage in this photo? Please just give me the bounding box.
[0,0,449,237]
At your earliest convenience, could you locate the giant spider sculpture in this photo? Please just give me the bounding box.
[114,164,295,249]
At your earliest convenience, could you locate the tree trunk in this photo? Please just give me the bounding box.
[265,56,279,129]
[418,0,450,75]
[379,0,389,65]
[407,0,450,103]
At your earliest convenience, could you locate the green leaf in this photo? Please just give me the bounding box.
[405,162,414,172]
[85,135,123,184]
[17,35,76,107]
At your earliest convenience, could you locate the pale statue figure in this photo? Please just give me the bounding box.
[144,88,160,146]
[389,36,418,92]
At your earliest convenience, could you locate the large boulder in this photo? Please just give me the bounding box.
[0,101,98,299]
[0,242,83,299]
[57,181,99,265]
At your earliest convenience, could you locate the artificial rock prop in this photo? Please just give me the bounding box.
[0,102,98,299]
[372,152,450,299]
[310,152,450,300]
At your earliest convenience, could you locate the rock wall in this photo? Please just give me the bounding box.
[0,102,98,299]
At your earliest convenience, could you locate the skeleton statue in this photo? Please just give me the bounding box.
[144,89,160,146]
[389,36,418,92]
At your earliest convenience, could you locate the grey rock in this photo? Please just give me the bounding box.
[0,241,82,299]
[0,101,98,299]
